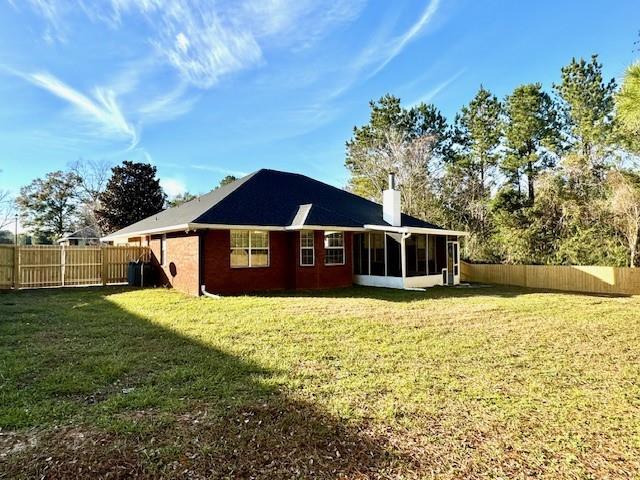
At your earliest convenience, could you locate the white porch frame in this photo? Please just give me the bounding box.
[353,226,467,290]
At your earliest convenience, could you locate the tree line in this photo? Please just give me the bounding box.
[345,55,640,267]
[5,159,238,244]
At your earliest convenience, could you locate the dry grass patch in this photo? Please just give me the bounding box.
[1,285,639,478]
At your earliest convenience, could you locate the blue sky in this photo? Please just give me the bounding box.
[0,0,638,199]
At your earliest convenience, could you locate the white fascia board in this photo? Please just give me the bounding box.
[103,222,370,241]
[101,223,192,241]
[363,224,468,236]
[102,223,289,241]
[188,223,287,231]
[285,225,368,232]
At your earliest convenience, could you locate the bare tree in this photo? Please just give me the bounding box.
[608,170,640,267]
[69,159,111,235]
[347,129,436,218]
[0,189,15,231]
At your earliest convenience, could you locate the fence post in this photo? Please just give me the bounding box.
[13,245,19,290]
[60,245,66,287]
[101,246,108,286]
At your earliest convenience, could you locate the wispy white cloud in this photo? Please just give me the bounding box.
[367,0,440,78]
[23,0,67,44]
[189,164,248,177]
[160,177,187,197]
[327,0,441,99]
[137,82,198,124]
[241,0,366,49]
[409,69,466,106]
[21,71,138,147]
[23,0,366,89]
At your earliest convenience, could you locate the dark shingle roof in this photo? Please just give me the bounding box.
[104,169,441,237]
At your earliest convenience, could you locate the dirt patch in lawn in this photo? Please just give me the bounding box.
[1,401,409,479]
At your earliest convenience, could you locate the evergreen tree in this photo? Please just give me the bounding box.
[502,83,561,203]
[345,94,451,200]
[554,55,617,167]
[447,86,502,259]
[218,175,238,188]
[166,192,197,208]
[96,161,166,234]
[616,63,640,153]
[453,86,503,199]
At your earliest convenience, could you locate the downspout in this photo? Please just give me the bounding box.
[198,230,221,299]
[201,284,221,299]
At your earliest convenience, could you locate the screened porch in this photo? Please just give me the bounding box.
[352,228,463,289]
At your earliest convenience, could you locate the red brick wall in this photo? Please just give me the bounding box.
[201,229,354,295]
[201,230,294,294]
[293,230,353,290]
[143,228,354,296]
[149,232,200,296]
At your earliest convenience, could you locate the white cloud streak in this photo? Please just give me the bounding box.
[24,0,366,89]
[189,164,248,177]
[23,71,138,147]
[409,69,466,106]
[368,0,440,78]
[328,0,441,99]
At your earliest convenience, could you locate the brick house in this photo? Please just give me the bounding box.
[102,169,467,296]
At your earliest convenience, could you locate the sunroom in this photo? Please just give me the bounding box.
[353,225,466,289]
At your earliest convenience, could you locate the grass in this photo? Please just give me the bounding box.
[0,285,639,478]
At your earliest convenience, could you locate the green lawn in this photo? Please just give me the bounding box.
[1,285,639,478]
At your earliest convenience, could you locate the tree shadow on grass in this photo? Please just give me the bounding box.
[0,288,406,479]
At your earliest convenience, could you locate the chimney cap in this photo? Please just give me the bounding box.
[388,172,396,190]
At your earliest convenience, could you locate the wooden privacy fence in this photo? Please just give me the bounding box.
[460,261,640,295]
[0,245,151,290]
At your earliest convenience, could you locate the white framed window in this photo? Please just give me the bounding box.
[324,231,345,265]
[230,230,270,268]
[300,231,314,266]
[160,234,167,266]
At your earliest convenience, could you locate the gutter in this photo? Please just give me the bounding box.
[363,224,469,236]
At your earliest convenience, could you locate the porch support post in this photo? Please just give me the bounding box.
[400,232,410,287]
[384,233,387,277]
[400,234,407,284]
[367,232,371,275]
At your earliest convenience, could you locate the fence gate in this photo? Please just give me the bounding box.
[0,245,151,290]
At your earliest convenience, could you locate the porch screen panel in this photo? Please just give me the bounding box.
[353,233,369,275]
[406,235,417,276]
[386,234,401,277]
[416,234,427,275]
[370,232,385,276]
[405,234,427,277]
[435,236,447,273]
[428,235,437,274]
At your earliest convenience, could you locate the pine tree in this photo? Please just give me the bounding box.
[554,55,617,167]
[448,86,502,259]
[345,94,451,200]
[502,83,561,203]
[616,62,640,153]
